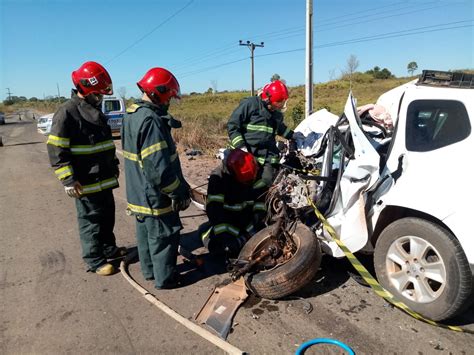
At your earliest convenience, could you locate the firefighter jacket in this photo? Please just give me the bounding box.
[201,163,266,246]
[227,96,294,165]
[121,100,189,218]
[47,91,119,194]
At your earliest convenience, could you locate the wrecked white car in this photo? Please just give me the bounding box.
[225,70,474,322]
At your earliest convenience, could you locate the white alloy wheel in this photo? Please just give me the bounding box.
[385,235,446,303]
[374,217,473,321]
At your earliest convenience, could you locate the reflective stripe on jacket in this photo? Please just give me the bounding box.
[47,91,119,193]
[203,163,263,244]
[121,100,187,217]
[227,96,293,164]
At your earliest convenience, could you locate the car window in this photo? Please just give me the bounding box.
[406,99,470,151]
[103,100,122,113]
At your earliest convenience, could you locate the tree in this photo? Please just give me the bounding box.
[117,86,127,99]
[407,61,418,76]
[290,100,304,127]
[205,87,213,95]
[345,54,360,77]
[29,97,38,102]
[365,66,394,79]
[271,74,281,82]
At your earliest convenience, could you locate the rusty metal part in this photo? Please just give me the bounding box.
[230,244,279,281]
[195,277,249,339]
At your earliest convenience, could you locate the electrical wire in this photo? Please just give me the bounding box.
[176,20,472,78]
[106,0,194,64]
[172,1,435,73]
[257,20,473,56]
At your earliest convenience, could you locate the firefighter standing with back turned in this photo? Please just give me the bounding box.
[121,67,190,289]
[47,61,126,276]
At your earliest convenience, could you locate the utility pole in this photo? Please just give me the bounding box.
[6,88,12,102]
[305,0,314,118]
[239,40,264,96]
[56,83,61,103]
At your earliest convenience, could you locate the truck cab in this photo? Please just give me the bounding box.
[102,96,125,136]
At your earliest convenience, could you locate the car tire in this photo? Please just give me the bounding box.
[239,222,322,299]
[374,217,473,321]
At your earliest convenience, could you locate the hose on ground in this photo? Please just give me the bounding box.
[295,338,355,354]
[119,254,244,355]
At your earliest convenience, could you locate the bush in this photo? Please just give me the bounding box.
[290,100,304,127]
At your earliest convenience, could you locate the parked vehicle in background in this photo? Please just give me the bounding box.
[0,111,5,125]
[37,113,54,135]
[102,96,125,136]
[36,96,125,136]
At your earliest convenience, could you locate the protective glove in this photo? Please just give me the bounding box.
[171,196,191,212]
[65,182,83,198]
[170,181,191,212]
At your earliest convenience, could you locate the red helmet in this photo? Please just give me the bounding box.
[226,149,258,184]
[260,80,289,104]
[71,61,113,96]
[137,67,181,105]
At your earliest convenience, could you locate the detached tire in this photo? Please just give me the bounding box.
[374,217,473,321]
[239,222,321,299]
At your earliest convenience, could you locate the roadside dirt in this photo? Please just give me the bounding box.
[179,151,220,191]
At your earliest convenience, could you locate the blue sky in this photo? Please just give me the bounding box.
[0,0,472,100]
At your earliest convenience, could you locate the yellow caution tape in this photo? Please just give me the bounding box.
[308,198,474,334]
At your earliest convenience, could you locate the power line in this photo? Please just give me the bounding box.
[177,20,472,79]
[172,2,417,73]
[178,57,248,78]
[257,20,473,55]
[172,1,452,74]
[253,2,452,46]
[106,0,194,64]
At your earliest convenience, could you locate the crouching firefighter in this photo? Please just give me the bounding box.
[121,67,191,289]
[200,149,266,261]
[47,61,126,276]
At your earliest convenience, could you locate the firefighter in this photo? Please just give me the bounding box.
[227,80,302,188]
[121,67,191,289]
[201,148,264,259]
[47,61,125,276]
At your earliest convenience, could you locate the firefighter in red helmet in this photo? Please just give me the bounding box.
[200,148,265,260]
[47,61,125,276]
[227,80,301,189]
[121,67,190,289]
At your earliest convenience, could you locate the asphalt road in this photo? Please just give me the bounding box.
[1,111,474,354]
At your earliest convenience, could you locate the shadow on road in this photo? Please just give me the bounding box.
[177,230,228,286]
[290,255,352,299]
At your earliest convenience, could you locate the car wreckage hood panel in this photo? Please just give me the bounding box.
[323,93,380,258]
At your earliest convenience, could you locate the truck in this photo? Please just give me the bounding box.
[225,70,474,322]
[37,95,125,136]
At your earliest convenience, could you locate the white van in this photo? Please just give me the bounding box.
[37,96,125,136]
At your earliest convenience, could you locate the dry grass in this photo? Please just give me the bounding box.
[172,75,414,152]
[0,75,417,154]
